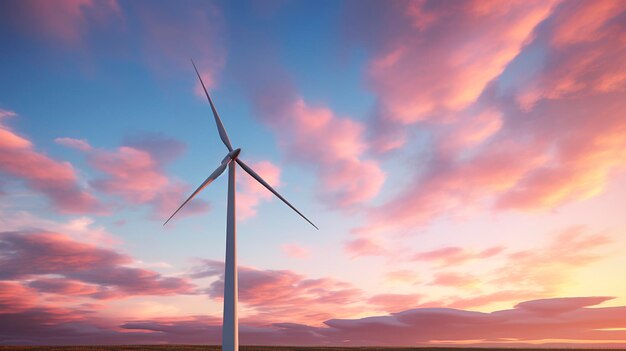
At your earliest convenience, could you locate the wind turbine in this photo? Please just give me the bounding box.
[164,61,318,351]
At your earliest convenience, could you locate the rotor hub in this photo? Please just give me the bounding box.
[221,148,241,164]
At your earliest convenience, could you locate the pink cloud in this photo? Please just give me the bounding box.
[355,1,626,233]
[0,281,39,313]
[0,115,103,214]
[412,245,504,267]
[234,30,385,211]
[435,108,503,157]
[0,211,120,247]
[493,99,626,211]
[56,135,209,221]
[357,137,548,234]
[517,1,626,108]
[265,98,385,209]
[430,272,478,288]
[2,291,626,346]
[192,260,363,324]
[246,68,385,210]
[89,145,169,203]
[28,278,101,297]
[492,1,626,211]
[0,0,121,47]
[368,293,422,313]
[345,0,557,151]
[119,296,626,346]
[322,296,626,346]
[0,230,196,299]
[344,237,387,257]
[281,243,310,259]
[550,1,624,47]
[0,1,224,96]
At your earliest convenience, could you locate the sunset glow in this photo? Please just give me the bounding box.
[1,0,626,347]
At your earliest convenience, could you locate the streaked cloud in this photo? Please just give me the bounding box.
[412,246,504,267]
[1,0,626,347]
[242,57,385,210]
[345,0,558,151]
[4,295,626,346]
[0,230,196,299]
[192,259,363,324]
[353,0,626,234]
[56,135,209,220]
[0,112,104,214]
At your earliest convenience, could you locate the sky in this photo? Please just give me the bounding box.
[1,0,626,347]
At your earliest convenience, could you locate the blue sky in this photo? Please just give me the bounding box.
[2,0,626,346]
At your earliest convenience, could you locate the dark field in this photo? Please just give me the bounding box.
[2,347,624,351]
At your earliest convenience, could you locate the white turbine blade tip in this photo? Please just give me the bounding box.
[163,160,230,225]
[190,59,234,152]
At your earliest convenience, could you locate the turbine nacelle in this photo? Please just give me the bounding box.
[163,60,319,230]
[221,148,241,164]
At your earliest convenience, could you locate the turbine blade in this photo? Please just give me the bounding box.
[191,59,234,152]
[236,159,318,230]
[164,160,230,225]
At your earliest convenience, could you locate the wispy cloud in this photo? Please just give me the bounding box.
[0,230,196,299]
[192,259,363,325]
[56,134,209,220]
[0,0,121,47]
[350,0,626,235]
[0,111,104,214]
[4,294,626,346]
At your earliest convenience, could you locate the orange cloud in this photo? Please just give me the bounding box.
[491,226,611,291]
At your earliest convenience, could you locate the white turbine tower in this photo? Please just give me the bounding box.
[164,60,318,351]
